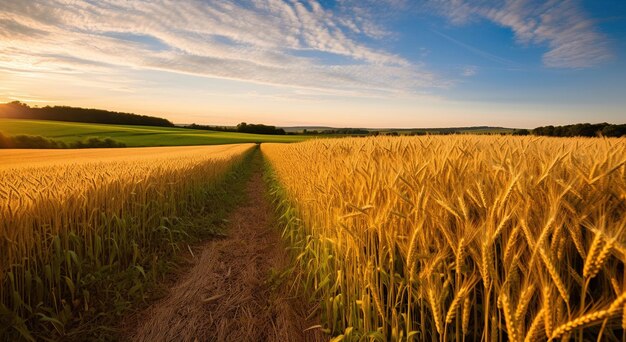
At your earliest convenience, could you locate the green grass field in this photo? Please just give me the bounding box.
[0,119,312,147]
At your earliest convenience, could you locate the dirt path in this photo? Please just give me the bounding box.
[129,162,324,342]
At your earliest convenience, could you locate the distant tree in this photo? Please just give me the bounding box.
[188,123,236,132]
[532,123,625,137]
[71,137,126,148]
[9,134,67,148]
[512,129,530,136]
[601,124,626,137]
[0,102,174,127]
[0,132,126,149]
[321,128,369,135]
[235,122,286,135]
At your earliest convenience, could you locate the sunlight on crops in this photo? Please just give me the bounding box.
[263,136,626,341]
[0,144,247,169]
[0,144,254,339]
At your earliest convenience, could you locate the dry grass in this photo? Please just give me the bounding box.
[0,144,253,340]
[263,135,626,340]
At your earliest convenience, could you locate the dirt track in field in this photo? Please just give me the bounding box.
[128,165,324,342]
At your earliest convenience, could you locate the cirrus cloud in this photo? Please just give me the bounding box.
[0,0,447,97]
[430,0,612,68]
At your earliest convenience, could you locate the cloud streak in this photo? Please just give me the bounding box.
[431,0,612,68]
[429,28,519,67]
[0,0,613,110]
[0,0,447,97]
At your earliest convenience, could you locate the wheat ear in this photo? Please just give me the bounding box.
[551,292,626,339]
[500,293,519,342]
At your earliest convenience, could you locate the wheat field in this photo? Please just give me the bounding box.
[0,144,254,339]
[262,136,626,341]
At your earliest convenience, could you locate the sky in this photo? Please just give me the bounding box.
[0,0,624,128]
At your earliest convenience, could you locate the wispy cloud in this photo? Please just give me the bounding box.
[430,0,612,68]
[0,0,447,96]
[0,0,616,126]
[7,96,55,103]
[461,65,477,77]
[430,29,519,67]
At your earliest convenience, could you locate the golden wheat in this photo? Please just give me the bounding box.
[263,135,626,340]
[551,292,626,339]
[524,308,546,342]
[0,144,253,339]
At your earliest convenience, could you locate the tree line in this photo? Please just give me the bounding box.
[511,123,626,137]
[0,102,174,127]
[187,122,286,135]
[533,123,626,137]
[0,132,126,149]
[303,128,369,135]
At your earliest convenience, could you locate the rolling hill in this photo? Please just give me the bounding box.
[0,119,311,147]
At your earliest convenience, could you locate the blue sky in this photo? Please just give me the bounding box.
[0,0,624,128]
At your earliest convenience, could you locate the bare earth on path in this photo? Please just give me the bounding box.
[129,165,324,342]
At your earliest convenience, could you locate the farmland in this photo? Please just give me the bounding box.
[0,144,255,340]
[0,119,310,147]
[3,0,624,340]
[1,135,625,341]
[262,136,626,341]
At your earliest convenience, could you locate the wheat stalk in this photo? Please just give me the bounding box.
[515,284,535,331]
[260,136,626,341]
[500,293,519,342]
[445,288,467,323]
[583,232,605,278]
[584,237,614,279]
[462,294,471,335]
[539,249,569,303]
[543,287,553,339]
[551,292,626,339]
[428,287,443,334]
